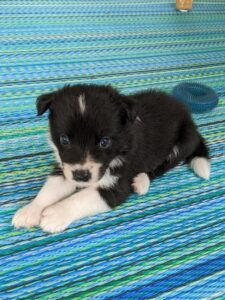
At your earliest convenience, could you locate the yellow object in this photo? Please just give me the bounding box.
[176,0,193,11]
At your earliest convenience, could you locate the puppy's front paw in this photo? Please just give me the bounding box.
[12,203,42,228]
[132,173,150,195]
[40,203,72,233]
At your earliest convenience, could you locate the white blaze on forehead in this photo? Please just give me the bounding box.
[78,94,86,114]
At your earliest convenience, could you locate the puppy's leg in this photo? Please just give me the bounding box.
[132,173,150,195]
[149,121,210,180]
[148,158,179,180]
[40,187,111,233]
[188,138,210,180]
[40,177,132,233]
[12,175,76,228]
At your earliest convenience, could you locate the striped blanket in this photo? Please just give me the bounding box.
[1,0,225,299]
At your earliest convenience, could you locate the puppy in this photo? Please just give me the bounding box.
[12,84,210,233]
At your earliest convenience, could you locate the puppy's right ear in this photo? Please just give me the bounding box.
[36,92,55,116]
[119,96,137,125]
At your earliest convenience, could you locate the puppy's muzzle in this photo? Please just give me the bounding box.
[72,169,91,182]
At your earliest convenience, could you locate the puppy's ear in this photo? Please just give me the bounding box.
[120,96,137,124]
[36,92,55,116]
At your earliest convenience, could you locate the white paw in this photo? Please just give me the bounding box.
[132,173,150,195]
[190,157,210,180]
[40,203,72,233]
[12,203,42,228]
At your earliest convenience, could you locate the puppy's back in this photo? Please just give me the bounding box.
[132,89,189,124]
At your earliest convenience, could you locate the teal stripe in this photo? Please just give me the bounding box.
[0,0,225,299]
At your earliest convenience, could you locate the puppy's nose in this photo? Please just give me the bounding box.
[72,169,91,182]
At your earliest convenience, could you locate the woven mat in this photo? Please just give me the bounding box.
[1,0,225,299]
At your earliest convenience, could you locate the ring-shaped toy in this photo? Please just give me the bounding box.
[172,82,218,113]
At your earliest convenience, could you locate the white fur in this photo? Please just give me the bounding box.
[136,116,142,124]
[168,145,179,162]
[47,134,62,166]
[63,154,102,187]
[190,157,210,180]
[78,94,86,114]
[40,188,110,233]
[109,157,124,169]
[173,145,179,157]
[12,203,43,228]
[12,176,76,228]
[132,172,150,195]
[97,168,118,189]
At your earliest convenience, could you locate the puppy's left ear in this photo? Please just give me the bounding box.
[120,96,137,124]
[36,92,56,116]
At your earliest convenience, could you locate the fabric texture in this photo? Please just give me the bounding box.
[1,0,225,299]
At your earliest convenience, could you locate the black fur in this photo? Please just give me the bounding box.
[37,84,209,208]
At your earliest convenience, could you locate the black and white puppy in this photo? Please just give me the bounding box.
[12,84,210,233]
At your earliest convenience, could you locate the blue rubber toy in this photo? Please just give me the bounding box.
[172,82,218,113]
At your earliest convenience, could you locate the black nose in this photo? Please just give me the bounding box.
[72,169,91,182]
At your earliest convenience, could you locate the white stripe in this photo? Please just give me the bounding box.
[78,94,86,114]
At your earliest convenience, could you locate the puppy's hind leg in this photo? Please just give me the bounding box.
[175,121,210,180]
[187,138,210,180]
[149,122,210,181]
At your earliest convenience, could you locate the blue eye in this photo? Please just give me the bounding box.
[60,135,70,146]
[99,137,111,149]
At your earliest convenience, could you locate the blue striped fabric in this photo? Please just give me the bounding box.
[1,0,225,299]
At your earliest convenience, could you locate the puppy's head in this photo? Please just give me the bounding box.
[37,84,137,187]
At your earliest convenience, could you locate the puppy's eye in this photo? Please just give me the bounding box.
[99,137,111,149]
[60,135,70,146]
